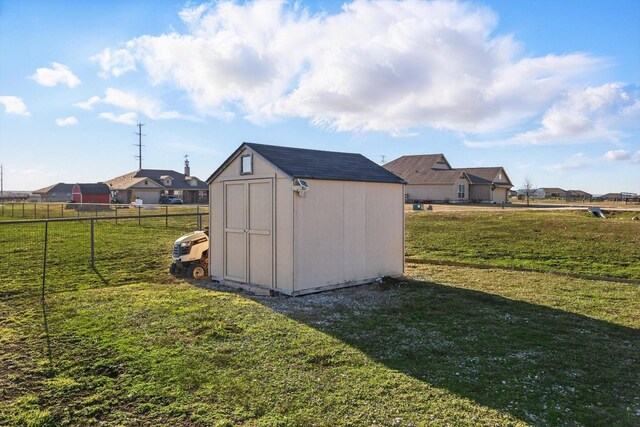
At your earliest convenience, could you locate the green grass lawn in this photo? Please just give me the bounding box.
[406,210,640,280]
[1,210,639,426]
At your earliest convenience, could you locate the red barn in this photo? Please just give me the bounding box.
[71,183,110,204]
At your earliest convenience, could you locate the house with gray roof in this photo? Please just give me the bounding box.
[383,154,512,203]
[106,158,208,204]
[32,183,75,202]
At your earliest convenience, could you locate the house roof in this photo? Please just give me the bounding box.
[567,189,592,197]
[455,167,512,187]
[383,155,512,187]
[540,187,567,194]
[106,169,208,191]
[74,183,110,195]
[33,183,74,194]
[207,142,405,184]
[105,175,164,190]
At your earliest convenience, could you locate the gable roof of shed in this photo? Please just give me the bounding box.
[207,142,405,184]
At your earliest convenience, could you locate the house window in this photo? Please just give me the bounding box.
[458,184,465,199]
[145,180,148,185]
[241,154,253,175]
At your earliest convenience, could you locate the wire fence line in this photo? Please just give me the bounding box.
[0,202,208,220]
[0,212,209,300]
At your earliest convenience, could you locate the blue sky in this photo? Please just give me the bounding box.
[1,0,638,194]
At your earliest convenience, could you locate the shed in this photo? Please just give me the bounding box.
[207,142,406,295]
[71,183,110,204]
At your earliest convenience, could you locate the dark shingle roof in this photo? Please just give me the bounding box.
[134,169,208,190]
[455,167,512,186]
[75,183,110,195]
[384,154,512,187]
[208,143,405,184]
[33,183,74,194]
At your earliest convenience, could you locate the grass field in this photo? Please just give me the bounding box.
[406,209,640,280]
[1,210,639,426]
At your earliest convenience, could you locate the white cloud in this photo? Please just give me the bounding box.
[56,116,78,126]
[604,149,640,164]
[95,0,633,140]
[91,47,137,78]
[102,88,183,119]
[99,112,138,125]
[465,83,640,147]
[74,96,101,110]
[548,153,594,172]
[0,96,30,115]
[30,62,81,87]
[75,88,188,120]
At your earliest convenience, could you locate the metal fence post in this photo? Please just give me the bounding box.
[165,206,168,228]
[22,203,25,218]
[42,221,48,297]
[90,218,95,268]
[41,220,52,364]
[34,203,37,219]
[12,203,14,217]
[47,204,50,219]
[95,204,98,217]
[138,206,141,225]
[115,206,118,224]
[61,204,64,218]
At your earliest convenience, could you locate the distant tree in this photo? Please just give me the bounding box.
[522,177,535,206]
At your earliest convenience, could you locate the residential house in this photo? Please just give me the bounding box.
[539,188,569,199]
[106,158,208,204]
[597,192,638,202]
[516,188,545,200]
[383,154,512,203]
[566,189,592,202]
[32,183,75,202]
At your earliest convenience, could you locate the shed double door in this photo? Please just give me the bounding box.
[223,179,273,287]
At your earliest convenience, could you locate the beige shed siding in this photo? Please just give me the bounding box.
[214,147,282,180]
[209,148,293,289]
[209,182,224,281]
[275,177,294,292]
[293,180,403,292]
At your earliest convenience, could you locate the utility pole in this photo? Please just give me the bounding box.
[135,123,145,170]
[0,164,3,196]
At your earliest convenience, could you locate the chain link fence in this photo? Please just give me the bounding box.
[0,202,208,220]
[0,212,208,300]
